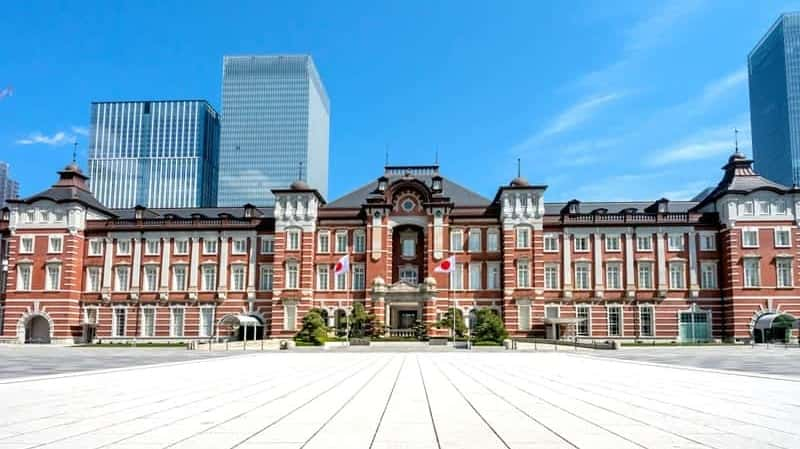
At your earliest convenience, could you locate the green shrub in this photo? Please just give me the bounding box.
[435,308,467,338]
[472,308,508,344]
[296,308,328,345]
[349,303,379,338]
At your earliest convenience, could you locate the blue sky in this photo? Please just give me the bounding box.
[1,1,797,203]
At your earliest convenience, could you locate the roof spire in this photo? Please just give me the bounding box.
[734,128,741,155]
[435,147,439,165]
[517,158,521,178]
[72,141,78,164]
[385,145,389,166]
[298,161,304,180]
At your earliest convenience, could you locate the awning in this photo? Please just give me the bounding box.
[544,317,585,325]
[753,312,796,330]
[218,314,262,327]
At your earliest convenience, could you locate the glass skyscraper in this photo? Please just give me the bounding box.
[88,100,220,208]
[217,55,330,206]
[749,13,800,186]
[0,161,19,207]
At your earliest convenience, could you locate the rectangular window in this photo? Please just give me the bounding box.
[232,239,247,255]
[544,264,559,289]
[86,267,101,292]
[335,271,347,290]
[450,229,464,252]
[638,262,653,289]
[202,265,217,291]
[669,263,685,289]
[667,234,684,251]
[576,306,590,337]
[700,233,716,251]
[353,264,366,290]
[607,306,621,337]
[335,231,348,253]
[284,304,297,331]
[777,259,793,288]
[451,263,464,289]
[605,235,620,252]
[575,263,591,289]
[231,265,246,291]
[639,306,654,337]
[516,259,530,288]
[545,305,560,319]
[606,263,621,289]
[742,229,759,248]
[199,308,214,337]
[741,201,754,216]
[141,308,155,337]
[518,303,531,331]
[260,236,274,254]
[20,236,34,254]
[285,262,299,289]
[170,308,185,337]
[516,227,530,248]
[145,239,160,255]
[701,262,717,289]
[17,264,31,290]
[143,266,158,292]
[115,266,130,291]
[354,232,366,253]
[24,211,34,223]
[636,235,652,251]
[543,233,559,252]
[487,230,500,252]
[775,200,787,215]
[48,236,63,253]
[402,238,416,257]
[113,308,126,337]
[88,239,103,256]
[260,265,273,290]
[174,239,189,255]
[744,258,760,287]
[317,265,330,290]
[574,235,589,252]
[117,240,131,255]
[468,229,481,252]
[400,267,418,285]
[775,228,791,248]
[316,232,330,253]
[487,262,501,289]
[45,264,60,291]
[758,201,770,215]
[173,265,187,291]
[287,230,301,251]
[203,239,218,255]
[469,263,482,290]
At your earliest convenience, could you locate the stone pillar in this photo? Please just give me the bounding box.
[656,232,667,295]
[593,232,604,298]
[562,233,572,298]
[688,231,699,297]
[625,232,635,298]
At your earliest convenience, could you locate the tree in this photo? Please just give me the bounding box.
[472,308,508,344]
[349,302,377,338]
[296,308,328,345]
[436,308,467,338]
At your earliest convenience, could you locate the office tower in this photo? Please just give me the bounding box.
[217,55,330,206]
[88,100,220,209]
[0,162,19,207]
[749,12,800,186]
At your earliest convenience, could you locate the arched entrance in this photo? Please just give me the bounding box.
[26,315,51,344]
[753,312,797,343]
[217,314,264,341]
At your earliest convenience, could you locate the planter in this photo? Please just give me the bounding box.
[349,338,371,346]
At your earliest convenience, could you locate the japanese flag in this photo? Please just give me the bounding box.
[434,255,456,273]
[334,254,350,275]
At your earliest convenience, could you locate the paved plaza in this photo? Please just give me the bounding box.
[1,351,799,449]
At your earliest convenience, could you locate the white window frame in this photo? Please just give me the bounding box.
[353,263,366,290]
[230,265,246,291]
[774,228,792,248]
[700,261,718,290]
[144,239,160,256]
[576,305,591,337]
[231,238,247,255]
[287,229,301,251]
[699,233,716,251]
[605,262,621,290]
[777,258,793,288]
[115,265,130,292]
[740,201,754,216]
[544,263,559,290]
[353,231,366,253]
[174,239,189,255]
[758,200,771,216]
[607,305,622,337]
[259,264,273,291]
[516,226,531,249]
[637,262,653,290]
[605,235,621,252]
[140,307,156,337]
[639,305,655,337]
[143,265,158,292]
[284,303,297,331]
[669,262,686,290]
[335,231,348,253]
[575,262,591,290]
[518,302,531,331]
[316,264,330,290]
[487,262,501,290]
[468,229,482,253]
[487,229,500,252]
[574,235,589,252]
[117,239,131,256]
[19,236,34,254]
[201,265,217,291]
[667,234,684,251]
[451,263,465,289]
[450,229,464,252]
[636,235,652,252]
[170,306,185,337]
[516,259,530,288]
[543,233,559,252]
[45,263,61,291]
[775,200,788,215]
[86,266,101,292]
[112,307,128,337]
[741,228,759,248]
[172,265,188,291]
[16,263,32,290]
[88,239,103,256]
[260,236,274,254]
[743,257,761,288]
[285,261,299,289]
[199,306,215,337]
[317,231,330,253]
[469,263,482,290]
[48,235,63,254]
[203,239,218,255]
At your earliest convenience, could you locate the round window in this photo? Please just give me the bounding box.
[401,199,415,212]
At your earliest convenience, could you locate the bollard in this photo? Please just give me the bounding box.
[225,339,229,351]
[261,338,264,351]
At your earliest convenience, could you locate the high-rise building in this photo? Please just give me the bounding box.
[88,100,220,209]
[749,12,800,186]
[0,162,19,207]
[217,55,330,206]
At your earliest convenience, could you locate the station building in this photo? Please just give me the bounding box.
[1,152,798,344]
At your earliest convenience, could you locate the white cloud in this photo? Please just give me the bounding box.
[71,126,89,136]
[624,1,706,53]
[660,181,710,200]
[696,67,748,108]
[648,121,750,167]
[510,92,626,155]
[16,131,74,146]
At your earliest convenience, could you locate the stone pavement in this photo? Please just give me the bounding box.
[1,352,799,448]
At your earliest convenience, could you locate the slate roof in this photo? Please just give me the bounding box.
[112,207,273,220]
[9,163,115,216]
[543,201,698,215]
[325,172,491,209]
[693,152,792,209]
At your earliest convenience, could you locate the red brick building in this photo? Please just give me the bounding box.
[1,154,798,344]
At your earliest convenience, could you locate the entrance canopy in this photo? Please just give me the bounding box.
[753,312,796,330]
[219,314,262,328]
[544,317,585,325]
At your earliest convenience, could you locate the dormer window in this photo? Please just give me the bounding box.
[758,201,770,215]
[24,211,35,223]
[432,176,442,192]
[378,177,388,192]
[40,211,50,223]
[775,200,787,215]
[741,201,754,216]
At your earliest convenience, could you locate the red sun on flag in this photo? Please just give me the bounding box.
[439,259,451,271]
[335,262,343,272]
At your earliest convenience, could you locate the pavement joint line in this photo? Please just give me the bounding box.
[439,357,580,449]
[132,357,375,449]
[426,356,512,449]
[509,357,800,441]
[22,357,350,449]
[0,351,259,385]
[301,355,404,449]
[368,355,407,449]
[571,352,800,382]
[459,357,654,449]
[480,358,788,449]
[230,355,395,449]
[416,354,442,449]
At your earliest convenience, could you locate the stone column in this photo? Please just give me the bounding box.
[656,232,667,295]
[625,232,635,297]
[688,231,699,297]
[562,233,572,298]
[593,232,604,298]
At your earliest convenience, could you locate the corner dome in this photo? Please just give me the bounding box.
[290,179,311,190]
[510,176,529,187]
